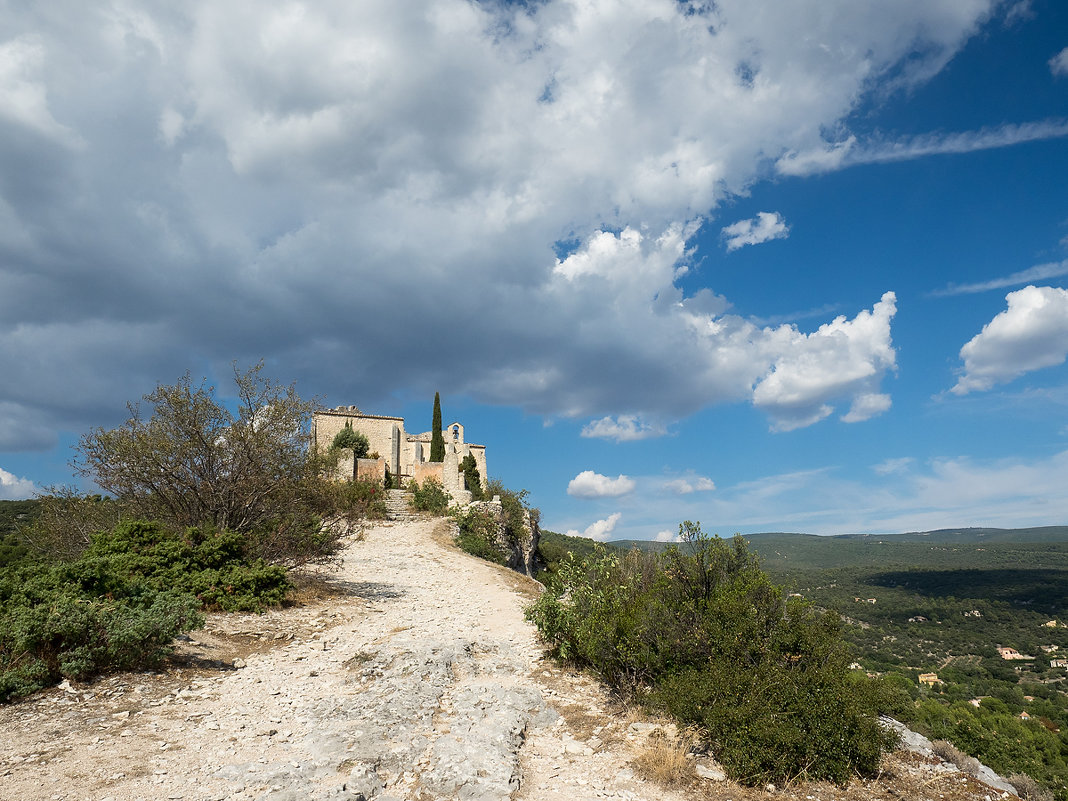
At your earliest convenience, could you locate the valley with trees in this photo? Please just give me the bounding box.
[594,526,1068,799]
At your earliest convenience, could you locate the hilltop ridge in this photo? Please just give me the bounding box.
[1,515,1022,800]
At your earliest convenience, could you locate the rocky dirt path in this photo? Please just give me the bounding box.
[0,517,696,801]
[0,516,1017,801]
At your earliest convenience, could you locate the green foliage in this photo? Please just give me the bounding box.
[327,477,388,521]
[429,392,444,462]
[536,528,612,585]
[0,518,297,703]
[410,478,449,515]
[451,480,538,569]
[0,534,29,569]
[486,479,535,547]
[725,529,1068,801]
[0,538,206,700]
[0,499,39,537]
[71,363,352,568]
[461,453,483,500]
[526,522,894,786]
[330,421,369,458]
[452,505,508,564]
[82,520,292,612]
[0,577,202,702]
[911,699,1068,799]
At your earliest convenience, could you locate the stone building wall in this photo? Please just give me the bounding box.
[356,458,386,485]
[412,462,444,487]
[334,449,356,482]
[312,405,488,498]
[313,407,404,476]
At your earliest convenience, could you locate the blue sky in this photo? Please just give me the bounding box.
[1,0,1067,541]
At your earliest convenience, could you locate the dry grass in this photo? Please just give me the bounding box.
[632,725,698,787]
[1008,773,1055,801]
[931,739,981,776]
[284,570,360,606]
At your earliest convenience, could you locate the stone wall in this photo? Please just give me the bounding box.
[313,408,404,476]
[412,462,444,487]
[334,449,356,482]
[356,458,386,485]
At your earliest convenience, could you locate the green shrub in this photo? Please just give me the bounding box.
[81,520,291,612]
[0,534,29,569]
[453,505,508,564]
[0,559,203,702]
[525,522,895,786]
[410,478,450,515]
[450,481,538,568]
[535,528,606,586]
[912,697,1068,799]
[328,477,388,521]
[0,518,302,703]
[330,421,369,457]
[0,499,39,537]
[485,479,536,549]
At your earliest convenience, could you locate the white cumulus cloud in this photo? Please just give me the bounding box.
[567,470,636,499]
[1050,47,1068,77]
[654,529,681,543]
[721,212,790,252]
[0,466,37,500]
[842,392,892,423]
[753,292,898,431]
[0,1,1006,449]
[565,512,623,542]
[663,476,716,494]
[952,286,1068,394]
[581,415,667,442]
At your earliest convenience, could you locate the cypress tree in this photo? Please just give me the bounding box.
[430,392,445,462]
[461,453,482,499]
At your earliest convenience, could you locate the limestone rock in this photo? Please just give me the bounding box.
[694,762,727,782]
[463,500,541,577]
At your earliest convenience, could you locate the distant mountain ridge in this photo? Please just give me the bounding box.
[613,524,1068,550]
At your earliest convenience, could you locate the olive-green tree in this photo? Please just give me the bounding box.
[526,522,895,786]
[74,363,340,567]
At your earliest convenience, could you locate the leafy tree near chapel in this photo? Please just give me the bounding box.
[330,421,369,458]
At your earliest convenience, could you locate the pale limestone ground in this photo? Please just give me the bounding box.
[0,516,696,801]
